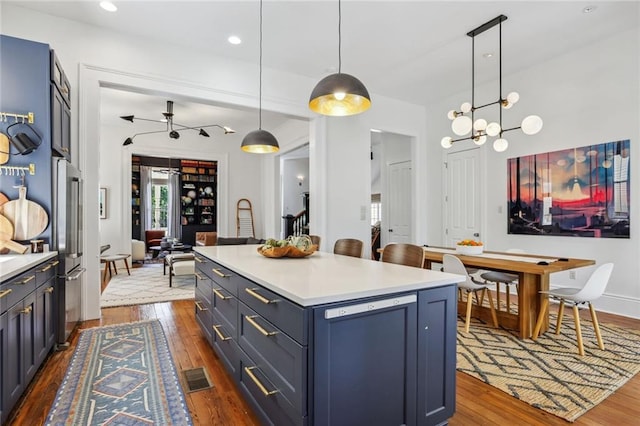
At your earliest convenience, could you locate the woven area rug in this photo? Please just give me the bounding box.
[457,314,640,422]
[46,320,192,425]
[101,263,194,307]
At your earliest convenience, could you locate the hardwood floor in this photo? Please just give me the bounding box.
[6,288,640,425]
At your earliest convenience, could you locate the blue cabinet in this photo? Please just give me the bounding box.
[418,286,457,425]
[313,293,418,426]
[195,254,456,425]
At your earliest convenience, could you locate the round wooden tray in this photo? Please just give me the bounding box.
[257,245,317,258]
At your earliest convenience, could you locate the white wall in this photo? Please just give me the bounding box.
[426,29,640,318]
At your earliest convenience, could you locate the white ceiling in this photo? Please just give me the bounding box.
[9,1,639,136]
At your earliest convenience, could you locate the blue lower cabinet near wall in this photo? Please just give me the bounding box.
[196,257,457,425]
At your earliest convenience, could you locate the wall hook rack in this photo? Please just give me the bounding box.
[0,163,36,176]
[0,111,35,124]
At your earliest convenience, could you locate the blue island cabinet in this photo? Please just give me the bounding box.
[196,253,457,426]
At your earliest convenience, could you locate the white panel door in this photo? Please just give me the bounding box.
[445,149,481,246]
[387,161,412,243]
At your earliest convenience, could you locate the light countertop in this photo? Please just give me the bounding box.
[194,245,464,306]
[0,252,58,282]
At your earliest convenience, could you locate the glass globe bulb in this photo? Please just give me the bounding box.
[506,91,520,104]
[502,101,513,110]
[493,138,509,152]
[486,122,501,137]
[602,159,612,169]
[521,115,543,135]
[441,136,453,149]
[460,102,472,113]
[473,118,487,131]
[447,109,457,120]
[473,134,487,146]
[451,115,472,136]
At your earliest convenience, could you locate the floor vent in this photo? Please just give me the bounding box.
[182,367,212,393]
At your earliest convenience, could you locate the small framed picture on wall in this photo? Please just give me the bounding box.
[99,188,107,219]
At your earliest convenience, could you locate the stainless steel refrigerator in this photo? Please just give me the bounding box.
[52,157,85,346]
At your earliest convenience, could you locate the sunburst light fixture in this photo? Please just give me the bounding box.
[441,15,542,153]
[121,100,235,146]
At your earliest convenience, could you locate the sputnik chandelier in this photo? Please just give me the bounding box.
[441,15,542,153]
[121,100,235,146]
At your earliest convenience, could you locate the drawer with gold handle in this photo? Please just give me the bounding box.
[212,324,232,341]
[244,366,279,396]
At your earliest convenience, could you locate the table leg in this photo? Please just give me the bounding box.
[102,261,109,283]
[518,272,550,338]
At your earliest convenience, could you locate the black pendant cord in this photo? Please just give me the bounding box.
[338,0,342,74]
[259,0,263,130]
[499,20,503,136]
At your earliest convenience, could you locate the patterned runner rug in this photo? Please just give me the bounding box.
[46,320,192,425]
[457,314,640,422]
[101,263,194,307]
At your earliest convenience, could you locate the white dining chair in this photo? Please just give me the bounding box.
[443,254,499,332]
[480,248,525,313]
[532,263,614,356]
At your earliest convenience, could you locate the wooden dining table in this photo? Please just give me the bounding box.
[379,246,595,338]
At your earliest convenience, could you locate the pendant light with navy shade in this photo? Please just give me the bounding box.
[241,0,279,153]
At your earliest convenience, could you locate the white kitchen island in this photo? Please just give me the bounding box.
[194,245,464,426]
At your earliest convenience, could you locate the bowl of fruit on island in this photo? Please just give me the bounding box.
[258,235,317,258]
[455,239,484,255]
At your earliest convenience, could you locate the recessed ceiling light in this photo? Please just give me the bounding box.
[99,1,117,12]
[228,35,242,45]
[483,52,494,59]
[583,5,597,13]
[370,128,382,133]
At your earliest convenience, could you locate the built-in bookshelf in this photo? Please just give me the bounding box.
[180,159,217,227]
[131,155,141,241]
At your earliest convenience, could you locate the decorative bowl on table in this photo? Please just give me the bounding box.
[257,245,291,258]
[456,240,483,255]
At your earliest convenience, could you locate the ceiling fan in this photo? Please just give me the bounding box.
[121,100,235,146]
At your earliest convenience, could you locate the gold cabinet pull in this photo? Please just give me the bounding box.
[40,260,60,272]
[245,288,277,304]
[212,325,231,341]
[17,275,35,285]
[213,288,232,301]
[0,289,12,299]
[194,301,208,312]
[246,315,277,337]
[20,306,33,315]
[45,286,54,294]
[194,256,204,263]
[212,268,228,278]
[194,272,205,280]
[244,366,279,396]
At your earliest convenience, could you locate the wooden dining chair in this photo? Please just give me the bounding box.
[443,254,499,333]
[381,243,425,268]
[333,238,364,258]
[309,235,321,250]
[532,263,613,356]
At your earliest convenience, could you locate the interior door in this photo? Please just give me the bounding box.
[387,161,412,243]
[445,148,481,246]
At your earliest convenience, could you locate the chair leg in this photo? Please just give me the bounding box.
[464,291,473,333]
[556,300,565,335]
[123,258,131,275]
[505,284,511,314]
[532,298,548,340]
[102,261,110,283]
[169,269,173,287]
[484,288,499,328]
[496,282,502,312]
[589,302,605,350]
[573,305,585,356]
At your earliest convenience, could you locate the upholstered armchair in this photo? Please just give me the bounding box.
[145,229,165,251]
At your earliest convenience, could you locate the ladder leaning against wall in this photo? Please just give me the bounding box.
[236,198,255,237]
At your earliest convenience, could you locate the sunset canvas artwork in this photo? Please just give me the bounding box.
[508,140,630,238]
